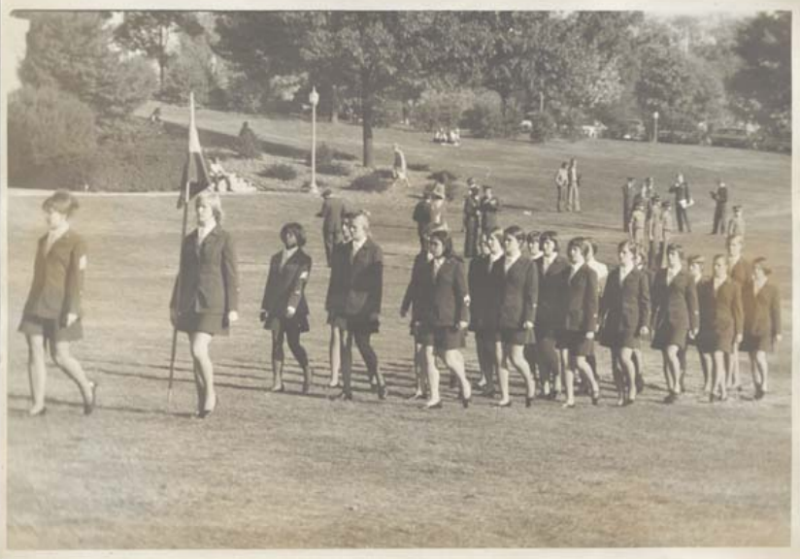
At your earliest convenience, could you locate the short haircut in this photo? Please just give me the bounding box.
[429,229,454,257]
[504,225,526,244]
[713,254,727,267]
[567,237,591,258]
[666,243,684,260]
[488,226,504,243]
[726,233,743,247]
[280,222,307,247]
[733,205,743,212]
[526,230,541,245]
[687,255,705,266]
[42,189,79,217]
[752,256,772,275]
[617,240,635,254]
[196,190,223,224]
[584,237,598,256]
[539,230,559,252]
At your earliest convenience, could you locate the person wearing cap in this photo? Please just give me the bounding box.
[392,143,410,188]
[317,188,349,267]
[710,180,729,235]
[463,180,482,258]
[727,205,745,239]
[480,185,500,235]
[621,177,636,232]
[430,182,448,231]
[412,190,433,250]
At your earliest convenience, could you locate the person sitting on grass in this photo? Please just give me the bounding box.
[209,157,232,193]
[18,190,98,417]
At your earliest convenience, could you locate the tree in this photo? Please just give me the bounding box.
[729,11,791,133]
[162,34,222,106]
[114,11,205,94]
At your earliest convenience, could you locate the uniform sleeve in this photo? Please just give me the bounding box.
[261,256,275,313]
[65,236,88,317]
[584,269,598,332]
[686,276,699,332]
[287,255,311,312]
[770,285,781,338]
[523,260,538,324]
[638,272,651,332]
[732,282,743,336]
[454,260,470,325]
[367,245,384,318]
[401,257,419,316]
[599,273,611,325]
[222,233,240,313]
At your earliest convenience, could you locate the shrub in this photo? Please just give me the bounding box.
[429,170,458,184]
[262,163,298,181]
[411,89,474,131]
[529,112,556,143]
[306,142,334,167]
[408,162,430,172]
[8,86,97,187]
[372,97,403,128]
[237,125,260,159]
[317,162,351,176]
[348,171,392,193]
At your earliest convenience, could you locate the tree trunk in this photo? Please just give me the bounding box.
[330,83,339,124]
[361,76,374,168]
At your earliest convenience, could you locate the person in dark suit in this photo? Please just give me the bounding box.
[741,257,782,400]
[317,189,349,267]
[18,190,98,417]
[495,226,538,407]
[171,191,239,418]
[631,246,652,394]
[699,255,744,402]
[710,180,729,235]
[324,215,353,388]
[261,223,313,394]
[536,231,568,399]
[420,229,473,409]
[333,211,387,401]
[468,228,504,397]
[650,244,698,403]
[480,185,500,235]
[412,192,433,250]
[669,172,692,233]
[726,234,751,391]
[561,237,600,407]
[599,240,650,406]
[462,181,482,258]
[621,177,635,232]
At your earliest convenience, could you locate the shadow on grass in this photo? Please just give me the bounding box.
[7,393,195,418]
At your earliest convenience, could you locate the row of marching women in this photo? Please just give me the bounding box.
[18,189,781,418]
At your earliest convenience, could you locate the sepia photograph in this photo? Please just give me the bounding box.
[1,0,796,554]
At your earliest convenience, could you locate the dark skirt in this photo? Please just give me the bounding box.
[176,311,228,336]
[346,317,380,334]
[327,311,348,330]
[740,333,773,353]
[264,314,310,333]
[651,324,688,351]
[599,327,640,350]
[19,314,83,343]
[432,326,466,351]
[411,322,435,345]
[562,330,595,357]
[500,328,535,346]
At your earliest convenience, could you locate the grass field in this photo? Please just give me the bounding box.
[5,108,793,548]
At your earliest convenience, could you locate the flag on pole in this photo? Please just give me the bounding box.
[176,92,211,208]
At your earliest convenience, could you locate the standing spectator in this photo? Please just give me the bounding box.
[710,180,729,235]
[555,162,569,213]
[669,172,693,233]
[480,185,500,234]
[727,205,746,239]
[392,143,410,188]
[656,201,674,269]
[535,231,568,400]
[412,191,433,249]
[260,223,313,394]
[566,158,581,212]
[462,180,482,258]
[317,189,349,267]
[209,157,232,193]
[429,182,448,230]
[237,121,260,159]
[629,201,647,250]
[19,190,98,417]
[647,195,663,269]
[742,257,782,400]
[333,211,387,401]
[621,177,635,231]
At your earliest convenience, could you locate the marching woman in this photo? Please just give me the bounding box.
[741,257,782,400]
[261,223,313,394]
[536,231,569,399]
[19,190,98,416]
[698,255,743,402]
[171,190,239,418]
[524,231,543,391]
[649,244,698,403]
[561,237,600,408]
[422,229,473,409]
[468,228,504,396]
[401,223,439,400]
[726,234,751,391]
[496,226,538,408]
[324,215,353,388]
[599,240,650,406]
[687,255,711,393]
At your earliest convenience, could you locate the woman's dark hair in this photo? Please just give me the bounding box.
[42,189,79,217]
[666,243,684,260]
[752,257,772,276]
[504,225,526,244]
[429,229,454,257]
[526,230,541,245]
[567,237,591,258]
[539,230,559,252]
[280,222,307,247]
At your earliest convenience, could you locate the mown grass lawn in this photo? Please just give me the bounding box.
[5,108,792,548]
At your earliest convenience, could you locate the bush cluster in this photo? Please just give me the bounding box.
[529,112,557,143]
[261,163,298,181]
[348,171,392,193]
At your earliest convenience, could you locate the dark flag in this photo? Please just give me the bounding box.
[176,92,211,208]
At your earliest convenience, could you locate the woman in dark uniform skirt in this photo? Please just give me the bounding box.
[261,223,313,394]
[171,191,239,418]
[536,231,568,399]
[468,228,504,397]
[423,229,472,409]
[19,190,98,416]
[495,226,538,408]
[325,214,353,388]
[599,240,650,406]
[741,257,782,399]
[650,243,698,403]
[699,255,743,402]
[687,255,711,394]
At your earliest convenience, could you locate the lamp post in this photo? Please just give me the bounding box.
[309,86,320,194]
[653,111,660,143]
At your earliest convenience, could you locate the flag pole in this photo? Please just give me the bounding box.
[168,92,198,405]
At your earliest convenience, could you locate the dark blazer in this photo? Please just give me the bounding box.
[729,257,752,289]
[498,256,539,329]
[342,238,383,320]
[650,268,698,334]
[23,229,86,321]
[319,197,348,239]
[468,254,504,331]
[325,242,350,315]
[600,266,650,339]
[261,249,311,320]
[562,263,599,333]
[480,196,500,230]
[425,256,470,327]
[536,255,569,334]
[171,226,239,316]
[463,195,481,227]
[742,281,781,339]
[697,278,743,347]
[401,251,433,321]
